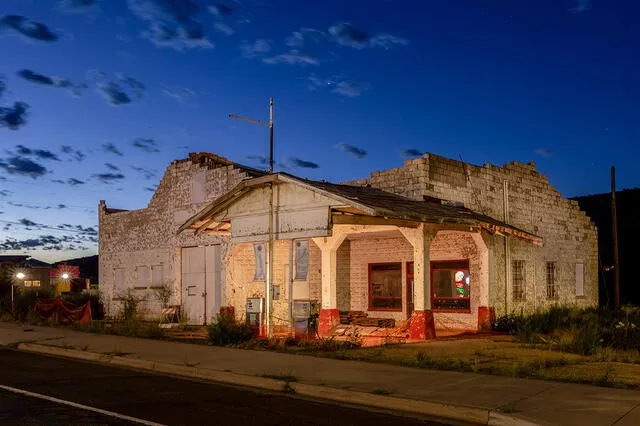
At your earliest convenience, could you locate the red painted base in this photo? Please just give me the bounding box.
[408,310,436,340]
[477,306,496,330]
[318,308,340,335]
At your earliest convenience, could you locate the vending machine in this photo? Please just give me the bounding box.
[246,297,263,331]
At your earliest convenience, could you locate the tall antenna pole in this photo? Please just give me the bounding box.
[228,98,276,337]
[611,166,620,308]
[269,97,274,174]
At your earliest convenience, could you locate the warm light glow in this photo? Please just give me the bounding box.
[61,273,70,280]
[16,272,25,280]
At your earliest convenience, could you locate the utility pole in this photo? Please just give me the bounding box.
[611,166,620,309]
[229,98,275,336]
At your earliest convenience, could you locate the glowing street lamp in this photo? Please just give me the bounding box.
[16,272,25,280]
[13,272,26,319]
[61,273,70,280]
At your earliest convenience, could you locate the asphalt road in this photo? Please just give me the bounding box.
[0,348,444,425]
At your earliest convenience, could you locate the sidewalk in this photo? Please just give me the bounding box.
[1,322,639,426]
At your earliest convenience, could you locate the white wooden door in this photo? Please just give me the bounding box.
[181,246,206,325]
[182,245,222,325]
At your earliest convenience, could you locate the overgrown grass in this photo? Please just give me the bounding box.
[78,319,164,339]
[493,306,640,355]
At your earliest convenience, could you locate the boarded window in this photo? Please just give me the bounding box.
[369,263,402,311]
[546,262,558,299]
[512,260,525,301]
[136,266,149,288]
[151,264,163,287]
[114,268,125,296]
[294,240,309,280]
[254,243,266,281]
[190,171,206,204]
[575,263,585,297]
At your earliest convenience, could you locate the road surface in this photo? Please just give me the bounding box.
[0,348,443,425]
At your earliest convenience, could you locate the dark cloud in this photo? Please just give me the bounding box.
[13,145,61,161]
[570,0,591,13]
[263,50,319,66]
[131,165,157,179]
[102,143,124,156]
[328,23,370,49]
[68,177,85,185]
[52,177,86,186]
[144,186,157,192]
[60,145,86,161]
[97,82,132,105]
[0,189,10,196]
[401,148,423,158]
[57,204,67,209]
[0,156,47,178]
[131,137,159,153]
[105,162,120,171]
[96,74,145,106]
[19,218,39,227]
[0,101,29,130]
[128,0,212,50]
[92,172,125,183]
[17,69,55,86]
[283,157,319,169]
[0,227,97,250]
[18,69,88,98]
[0,15,59,42]
[336,143,367,160]
[328,22,408,50]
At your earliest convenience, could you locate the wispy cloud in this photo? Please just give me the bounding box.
[239,39,271,57]
[283,157,319,169]
[0,156,48,178]
[163,86,199,104]
[247,154,268,166]
[0,15,59,42]
[570,0,591,13]
[263,50,319,66]
[131,165,157,179]
[52,177,86,186]
[102,142,124,156]
[96,73,145,106]
[14,145,61,161]
[285,27,324,48]
[328,22,408,50]
[92,172,125,184]
[57,0,101,14]
[535,148,554,157]
[131,137,159,153]
[18,69,88,97]
[128,0,213,50]
[308,75,368,97]
[60,145,86,161]
[335,143,367,160]
[105,162,120,171]
[401,148,422,158]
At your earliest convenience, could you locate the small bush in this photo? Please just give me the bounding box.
[207,311,255,346]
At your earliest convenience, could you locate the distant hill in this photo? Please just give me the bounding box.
[52,255,98,283]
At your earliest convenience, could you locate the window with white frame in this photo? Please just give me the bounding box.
[512,260,525,301]
[546,262,558,299]
[254,243,266,281]
[575,263,585,297]
[294,240,309,280]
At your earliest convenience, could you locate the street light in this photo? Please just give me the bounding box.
[13,272,25,319]
[61,273,69,280]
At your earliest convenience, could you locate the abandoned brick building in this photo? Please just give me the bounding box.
[99,152,598,339]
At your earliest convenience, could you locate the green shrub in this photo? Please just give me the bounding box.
[207,311,255,346]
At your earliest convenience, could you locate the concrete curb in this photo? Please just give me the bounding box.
[17,343,536,426]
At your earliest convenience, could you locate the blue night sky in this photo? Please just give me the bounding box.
[1,0,638,262]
